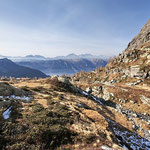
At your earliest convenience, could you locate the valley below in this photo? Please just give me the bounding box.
[16,58,107,76]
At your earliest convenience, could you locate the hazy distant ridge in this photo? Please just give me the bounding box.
[0,58,47,78]
[17,58,107,75]
[0,53,110,62]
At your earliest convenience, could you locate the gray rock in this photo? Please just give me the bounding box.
[102,88,114,101]
[140,95,150,105]
[51,75,59,78]
[85,87,92,94]
[103,89,110,101]
[134,79,142,85]
[76,103,89,109]
[130,65,144,78]
[119,99,126,103]
[58,76,70,84]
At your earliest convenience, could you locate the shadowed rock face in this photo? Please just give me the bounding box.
[126,19,150,51]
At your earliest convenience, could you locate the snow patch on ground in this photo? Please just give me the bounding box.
[101,145,114,150]
[92,96,103,104]
[10,95,30,102]
[3,106,12,119]
[80,90,103,105]
[107,119,150,150]
[0,95,30,102]
[82,91,88,96]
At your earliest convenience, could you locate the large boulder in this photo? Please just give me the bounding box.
[58,76,71,85]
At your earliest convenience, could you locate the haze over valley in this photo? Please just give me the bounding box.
[0,53,108,76]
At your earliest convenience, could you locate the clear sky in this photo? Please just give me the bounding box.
[0,0,150,57]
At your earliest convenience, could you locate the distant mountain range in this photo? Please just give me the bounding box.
[53,53,109,60]
[0,53,110,62]
[0,53,108,76]
[17,58,107,75]
[0,58,47,78]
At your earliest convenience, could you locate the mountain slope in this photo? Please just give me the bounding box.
[71,19,150,148]
[0,58,47,78]
[53,53,109,60]
[126,19,150,51]
[0,53,109,62]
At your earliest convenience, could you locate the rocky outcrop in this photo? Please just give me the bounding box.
[58,76,71,85]
[102,19,150,82]
[126,19,150,51]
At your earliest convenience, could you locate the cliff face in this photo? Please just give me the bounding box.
[105,19,150,83]
[126,19,150,51]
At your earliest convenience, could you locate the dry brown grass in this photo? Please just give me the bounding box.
[1,77,148,149]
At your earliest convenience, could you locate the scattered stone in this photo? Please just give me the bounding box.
[76,103,89,109]
[51,75,59,79]
[85,87,92,94]
[119,99,126,103]
[140,95,150,105]
[102,88,114,101]
[134,79,142,85]
[58,76,71,84]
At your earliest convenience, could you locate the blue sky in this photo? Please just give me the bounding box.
[0,0,150,57]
